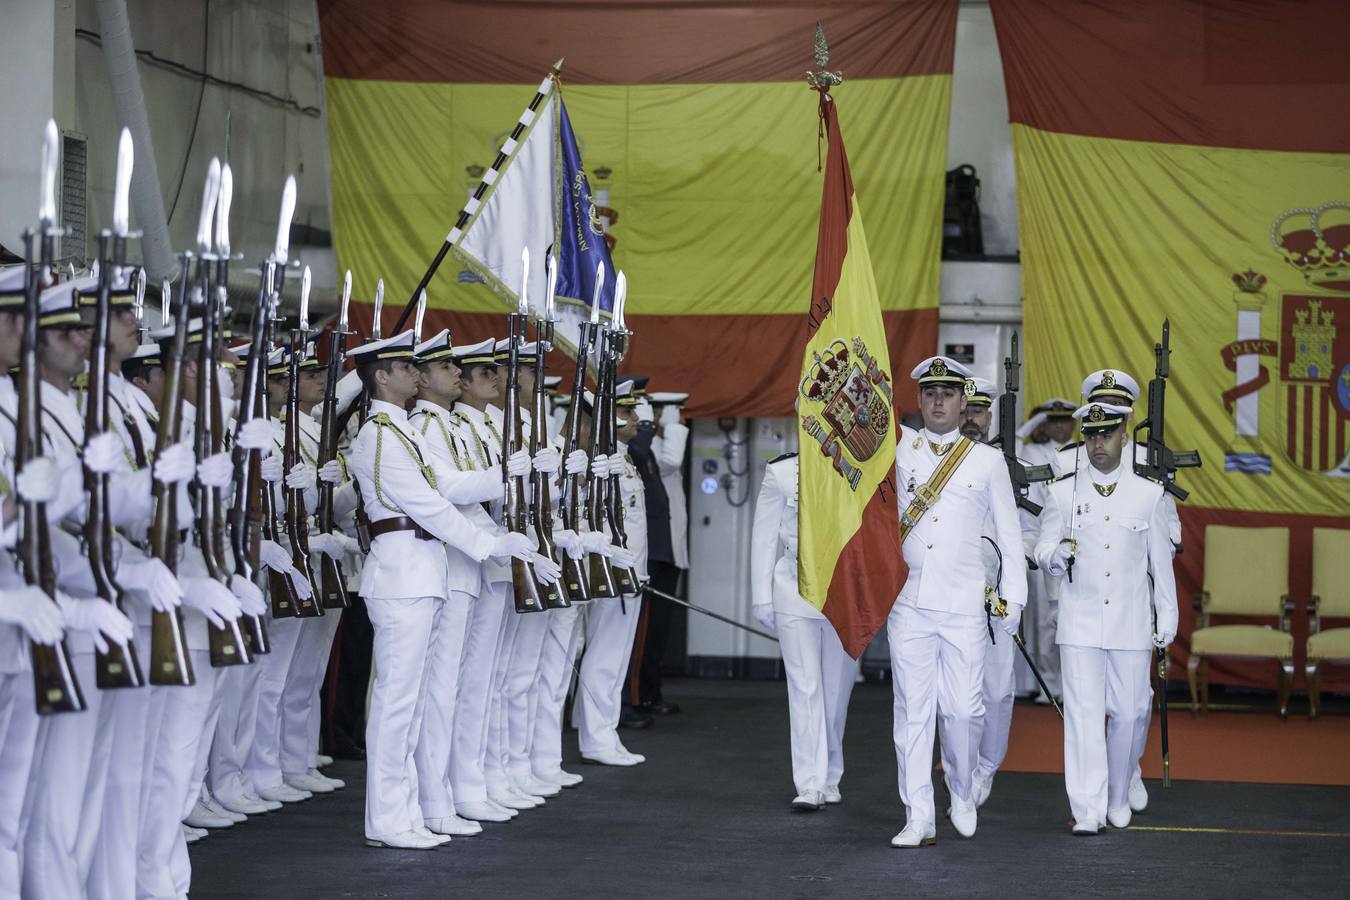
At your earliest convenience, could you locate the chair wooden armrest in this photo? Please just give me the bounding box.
[1309,595,1321,636]
[1194,591,1209,630]
[1280,594,1295,634]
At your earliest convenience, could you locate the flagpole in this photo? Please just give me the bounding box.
[390,58,565,334]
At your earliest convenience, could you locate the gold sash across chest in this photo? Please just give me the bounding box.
[900,436,975,542]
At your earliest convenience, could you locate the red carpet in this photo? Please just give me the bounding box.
[1000,704,1350,786]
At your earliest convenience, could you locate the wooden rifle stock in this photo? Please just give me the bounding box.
[257,280,304,617]
[315,323,351,610]
[86,232,144,688]
[582,321,619,600]
[147,259,196,686]
[557,321,592,602]
[599,328,640,594]
[16,229,86,713]
[504,313,546,613]
[282,323,321,618]
[529,316,569,608]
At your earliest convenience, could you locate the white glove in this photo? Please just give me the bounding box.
[259,538,293,572]
[334,369,363,418]
[1048,541,1074,574]
[259,452,284,483]
[84,431,127,474]
[590,454,613,478]
[197,452,234,489]
[553,528,583,556]
[116,556,182,612]
[180,576,243,629]
[285,463,315,491]
[308,531,360,559]
[581,531,612,556]
[608,544,636,569]
[318,459,344,484]
[15,456,61,503]
[57,593,134,655]
[236,417,276,452]
[999,603,1022,638]
[564,449,588,476]
[505,449,530,478]
[532,447,561,475]
[0,585,66,644]
[532,552,563,584]
[229,574,267,617]
[1154,629,1175,649]
[659,404,681,427]
[752,604,775,631]
[153,440,196,485]
[634,400,655,423]
[491,531,534,562]
[289,570,315,600]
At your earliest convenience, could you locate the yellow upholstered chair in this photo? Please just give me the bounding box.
[1188,525,1295,718]
[1306,528,1350,719]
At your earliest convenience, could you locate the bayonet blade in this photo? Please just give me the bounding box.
[339,270,351,331]
[160,279,171,326]
[273,175,297,265]
[134,267,146,324]
[216,163,233,256]
[614,271,627,330]
[545,253,557,321]
[112,128,133,238]
[519,246,530,315]
[414,289,427,343]
[299,265,311,332]
[589,262,605,324]
[196,158,221,256]
[39,119,59,225]
[371,279,384,341]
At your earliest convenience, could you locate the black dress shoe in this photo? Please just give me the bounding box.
[618,710,654,729]
[638,699,681,715]
[332,742,366,761]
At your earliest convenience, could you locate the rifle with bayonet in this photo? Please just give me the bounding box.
[16,120,86,713]
[522,250,568,608]
[598,273,640,594]
[192,159,251,667]
[279,267,321,619]
[580,267,618,600]
[350,279,384,554]
[314,271,353,610]
[505,265,548,615]
[1133,319,1201,501]
[992,332,1054,516]
[85,128,144,689]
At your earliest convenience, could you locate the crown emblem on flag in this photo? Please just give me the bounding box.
[801,339,851,401]
[1272,201,1350,293]
[1232,268,1268,293]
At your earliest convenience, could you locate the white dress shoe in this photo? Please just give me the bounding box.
[455,801,513,823]
[284,772,335,794]
[311,768,345,790]
[365,830,441,850]
[184,800,235,829]
[489,799,520,818]
[256,783,312,803]
[620,748,646,764]
[507,782,546,806]
[515,775,562,798]
[183,824,208,843]
[488,789,537,810]
[244,791,283,812]
[316,753,334,767]
[582,749,642,767]
[972,774,993,809]
[426,815,482,836]
[414,826,453,846]
[823,785,842,805]
[947,796,977,838]
[214,791,272,815]
[202,794,247,824]
[1072,819,1103,835]
[1128,771,1148,812]
[538,768,583,788]
[1107,807,1132,829]
[791,791,825,811]
[891,821,936,848]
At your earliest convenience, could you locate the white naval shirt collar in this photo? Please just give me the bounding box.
[920,426,959,445]
[369,398,410,426]
[413,398,449,417]
[1089,462,1123,486]
[455,403,490,426]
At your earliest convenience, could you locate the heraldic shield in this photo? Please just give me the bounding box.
[800,337,892,465]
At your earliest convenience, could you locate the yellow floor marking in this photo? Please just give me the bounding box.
[1130,825,1350,838]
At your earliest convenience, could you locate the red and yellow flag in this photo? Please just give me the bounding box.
[796,92,906,658]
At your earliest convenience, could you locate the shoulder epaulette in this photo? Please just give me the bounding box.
[1057,440,1083,453]
[769,451,798,464]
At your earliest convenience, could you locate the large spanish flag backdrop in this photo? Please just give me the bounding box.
[993,0,1350,689]
[316,0,956,418]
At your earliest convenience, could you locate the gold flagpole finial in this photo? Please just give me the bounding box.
[806,22,843,90]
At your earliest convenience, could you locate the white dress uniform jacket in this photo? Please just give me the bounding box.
[652,422,690,569]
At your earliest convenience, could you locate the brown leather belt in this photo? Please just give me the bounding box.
[367,516,435,542]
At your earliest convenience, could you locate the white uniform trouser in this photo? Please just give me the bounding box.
[530,605,582,777]
[22,651,100,900]
[775,612,855,795]
[450,582,508,806]
[0,672,41,899]
[280,611,342,776]
[1061,645,1152,826]
[137,649,217,900]
[484,599,520,795]
[414,592,471,821]
[244,615,302,792]
[502,607,550,782]
[1034,571,1062,697]
[364,595,438,839]
[970,626,1016,783]
[887,603,987,827]
[576,593,642,757]
[87,657,154,900]
[207,661,265,802]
